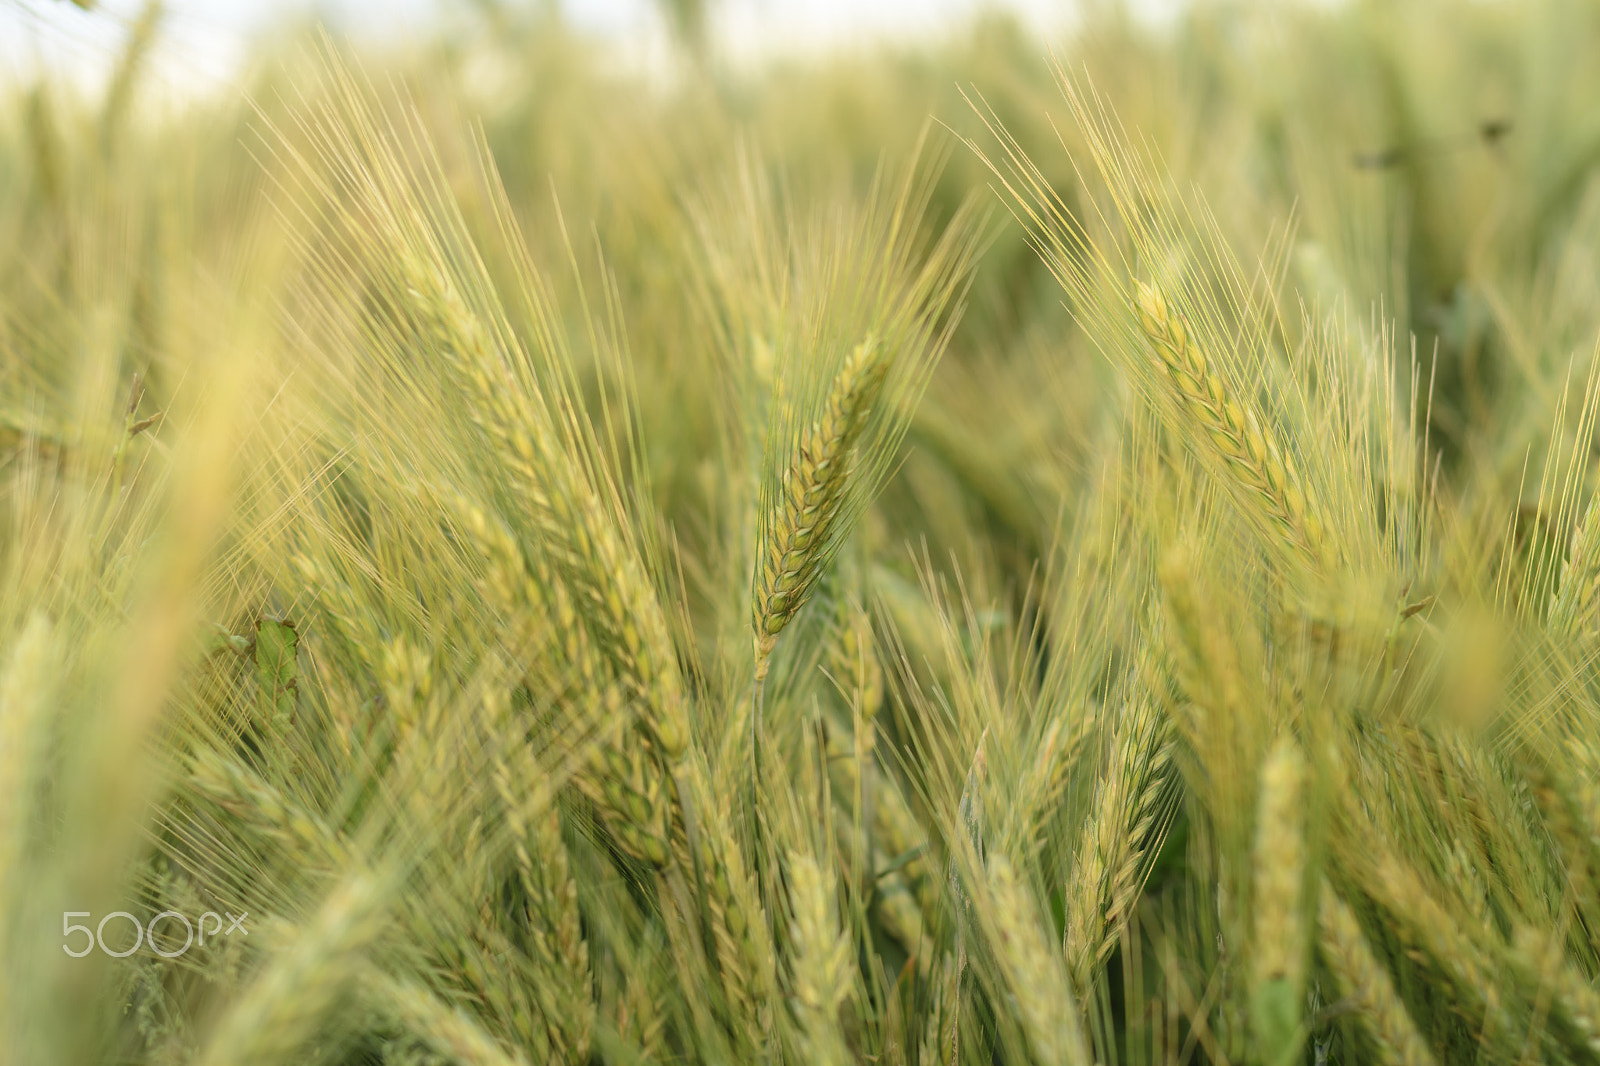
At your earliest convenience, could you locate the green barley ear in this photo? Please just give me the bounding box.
[1250,735,1308,1066]
[492,763,593,1061]
[1510,924,1600,1056]
[1064,686,1171,992]
[362,968,531,1066]
[1136,281,1330,568]
[1551,490,1600,636]
[917,952,960,1066]
[752,337,887,682]
[827,590,883,725]
[195,872,390,1066]
[785,851,853,1066]
[1317,880,1436,1066]
[979,854,1092,1066]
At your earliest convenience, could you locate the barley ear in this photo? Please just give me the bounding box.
[1064,692,1171,992]
[981,854,1092,1066]
[1551,492,1600,636]
[786,852,853,1066]
[492,759,593,1062]
[917,952,960,1066]
[752,338,887,682]
[194,872,388,1066]
[1317,880,1436,1066]
[1250,736,1309,1066]
[1511,924,1600,1056]
[363,968,532,1066]
[1135,281,1328,567]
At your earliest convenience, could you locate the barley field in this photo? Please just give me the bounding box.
[5,1,1600,1063]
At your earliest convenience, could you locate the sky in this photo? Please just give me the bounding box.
[0,0,1097,99]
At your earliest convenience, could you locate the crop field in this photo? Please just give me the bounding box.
[5,0,1600,1062]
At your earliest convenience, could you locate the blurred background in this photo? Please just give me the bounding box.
[0,0,1160,97]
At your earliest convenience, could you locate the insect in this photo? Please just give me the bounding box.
[1353,117,1513,169]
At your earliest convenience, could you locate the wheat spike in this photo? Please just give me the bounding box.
[874,777,938,914]
[873,864,932,976]
[828,594,884,724]
[915,952,959,1066]
[817,716,935,971]
[698,789,776,1017]
[432,924,550,1058]
[290,63,692,763]
[1014,711,1098,862]
[1359,843,1510,1040]
[447,493,675,868]
[187,747,350,871]
[615,952,666,1060]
